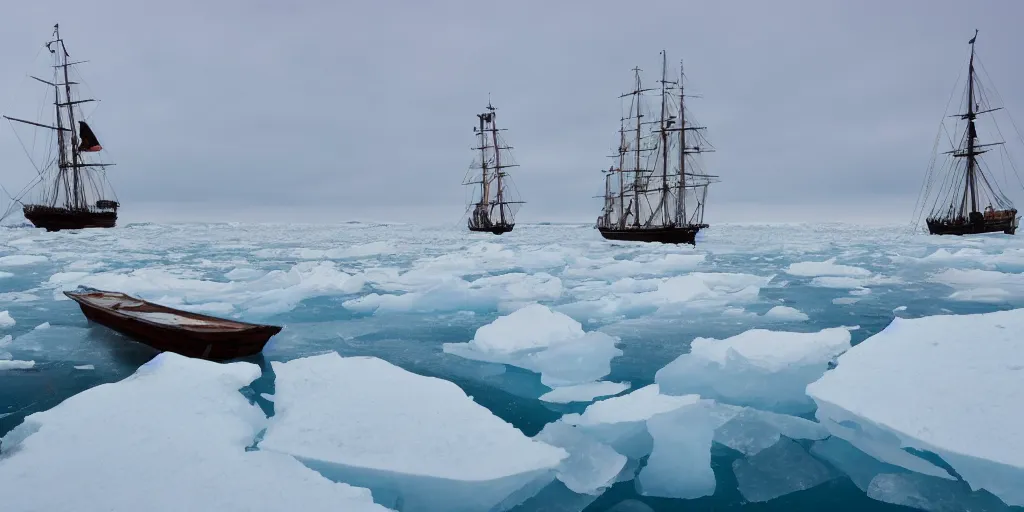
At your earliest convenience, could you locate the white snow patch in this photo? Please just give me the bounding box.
[74,364,95,370]
[260,352,567,512]
[33,322,50,330]
[807,309,1024,506]
[0,352,390,512]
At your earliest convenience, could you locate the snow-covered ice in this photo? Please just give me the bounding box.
[656,327,852,413]
[259,352,567,512]
[807,309,1024,506]
[0,352,390,512]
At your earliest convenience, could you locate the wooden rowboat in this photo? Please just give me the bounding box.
[64,288,282,361]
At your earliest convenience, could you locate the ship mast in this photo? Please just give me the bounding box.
[677,60,686,226]
[961,29,980,217]
[658,51,671,226]
[632,67,643,228]
[487,102,507,224]
[477,110,490,214]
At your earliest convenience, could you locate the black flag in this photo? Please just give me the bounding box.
[969,29,978,45]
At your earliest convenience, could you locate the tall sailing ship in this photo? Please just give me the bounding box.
[2,24,119,232]
[921,30,1020,236]
[596,50,719,245]
[463,101,523,234]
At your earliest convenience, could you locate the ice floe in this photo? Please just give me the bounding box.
[0,310,13,328]
[539,381,630,404]
[0,254,47,267]
[807,309,1024,507]
[656,327,852,413]
[785,257,871,277]
[259,352,567,512]
[0,352,390,512]
[443,303,622,389]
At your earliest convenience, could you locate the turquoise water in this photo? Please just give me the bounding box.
[0,222,1019,511]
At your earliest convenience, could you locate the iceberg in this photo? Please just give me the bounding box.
[807,309,1024,507]
[0,352,390,512]
[259,352,568,512]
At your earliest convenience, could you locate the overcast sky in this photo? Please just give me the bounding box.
[1,0,1023,225]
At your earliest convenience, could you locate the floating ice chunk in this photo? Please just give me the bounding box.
[833,297,860,305]
[0,352,389,512]
[732,438,837,503]
[762,305,808,321]
[0,310,13,328]
[656,327,852,413]
[540,381,630,404]
[0,360,34,370]
[260,352,567,512]
[224,267,266,280]
[0,254,47,266]
[930,269,1024,303]
[786,257,870,277]
[809,436,909,492]
[713,406,828,456]
[443,304,621,387]
[534,421,627,495]
[33,322,49,330]
[561,385,700,459]
[73,364,95,370]
[807,309,1024,506]
[636,400,719,499]
[894,305,907,312]
[0,271,11,278]
[867,473,1011,512]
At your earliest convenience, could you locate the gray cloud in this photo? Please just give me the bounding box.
[1,0,1023,225]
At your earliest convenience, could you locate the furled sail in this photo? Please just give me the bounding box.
[78,121,102,152]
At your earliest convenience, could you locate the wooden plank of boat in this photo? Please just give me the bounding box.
[64,288,282,362]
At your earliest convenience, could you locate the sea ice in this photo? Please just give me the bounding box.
[559,384,700,460]
[732,438,837,503]
[656,327,852,413]
[260,352,568,512]
[0,310,13,328]
[636,400,719,499]
[807,309,1024,506]
[0,254,48,267]
[785,257,870,277]
[534,421,627,495]
[442,304,622,388]
[539,381,630,404]
[866,473,1011,512]
[0,352,390,512]
[762,305,809,321]
[0,360,34,370]
[344,272,563,314]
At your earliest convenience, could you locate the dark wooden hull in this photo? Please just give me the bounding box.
[598,225,704,245]
[926,217,1017,236]
[65,290,281,362]
[23,205,116,232]
[469,224,514,235]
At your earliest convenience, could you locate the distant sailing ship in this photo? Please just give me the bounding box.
[596,50,719,245]
[920,30,1020,236]
[2,24,119,232]
[463,101,523,234]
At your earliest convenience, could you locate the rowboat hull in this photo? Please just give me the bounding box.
[65,289,281,361]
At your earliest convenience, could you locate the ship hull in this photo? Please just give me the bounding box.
[598,225,704,245]
[23,205,117,232]
[926,217,1017,236]
[469,224,514,235]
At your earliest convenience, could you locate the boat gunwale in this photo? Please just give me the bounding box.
[64,290,281,334]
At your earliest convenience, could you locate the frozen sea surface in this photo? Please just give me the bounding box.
[0,221,1023,511]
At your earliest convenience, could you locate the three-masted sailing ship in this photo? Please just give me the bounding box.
[921,30,1019,236]
[463,101,523,234]
[2,24,119,232]
[596,50,718,245]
